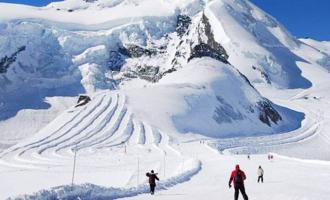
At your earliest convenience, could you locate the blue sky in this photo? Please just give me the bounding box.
[250,0,330,41]
[0,0,62,6]
[0,0,329,41]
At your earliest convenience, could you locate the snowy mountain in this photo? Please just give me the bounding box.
[1,0,330,199]
[0,0,312,141]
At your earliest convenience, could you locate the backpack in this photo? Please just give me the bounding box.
[234,171,243,184]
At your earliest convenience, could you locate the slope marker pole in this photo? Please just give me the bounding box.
[163,151,166,178]
[137,156,140,187]
[71,146,78,187]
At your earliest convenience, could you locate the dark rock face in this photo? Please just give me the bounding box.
[136,65,160,82]
[106,13,230,83]
[117,43,162,82]
[189,13,229,64]
[119,44,157,58]
[172,13,229,71]
[257,100,282,126]
[76,95,91,107]
[176,14,192,37]
[0,46,26,74]
[189,43,228,63]
[123,65,161,83]
[162,67,177,76]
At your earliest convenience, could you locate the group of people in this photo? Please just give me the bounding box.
[268,154,274,160]
[146,164,264,199]
[228,164,264,200]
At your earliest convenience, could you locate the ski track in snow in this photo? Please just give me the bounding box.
[1,90,328,199]
[0,91,203,199]
[208,98,324,155]
[0,89,326,199]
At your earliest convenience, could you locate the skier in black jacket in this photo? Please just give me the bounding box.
[146,170,159,195]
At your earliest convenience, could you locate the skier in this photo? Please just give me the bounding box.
[229,164,249,200]
[146,170,159,195]
[257,165,264,183]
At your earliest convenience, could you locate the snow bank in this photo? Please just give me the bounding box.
[272,153,330,166]
[12,159,201,200]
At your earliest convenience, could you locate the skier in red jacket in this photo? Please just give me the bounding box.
[229,164,249,200]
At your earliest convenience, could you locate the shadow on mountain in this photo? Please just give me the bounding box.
[0,83,85,122]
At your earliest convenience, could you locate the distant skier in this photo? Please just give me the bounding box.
[257,165,264,183]
[229,164,249,200]
[146,170,159,195]
[268,154,274,161]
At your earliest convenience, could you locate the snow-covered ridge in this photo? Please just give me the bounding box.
[0,0,198,25]
[301,38,330,55]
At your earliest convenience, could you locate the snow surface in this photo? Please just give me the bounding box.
[1,0,330,199]
[123,58,303,137]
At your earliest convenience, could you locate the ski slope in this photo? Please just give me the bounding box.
[2,76,330,199]
[0,90,201,198]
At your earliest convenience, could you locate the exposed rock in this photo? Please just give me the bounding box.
[0,46,26,74]
[123,65,161,82]
[189,13,229,64]
[107,13,230,84]
[76,95,91,107]
[176,14,192,37]
[189,43,228,63]
[171,13,229,69]
[237,70,256,89]
[119,44,157,58]
[257,100,282,126]
[162,67,177,76]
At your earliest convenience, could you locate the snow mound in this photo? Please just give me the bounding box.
[125,58,303,138]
